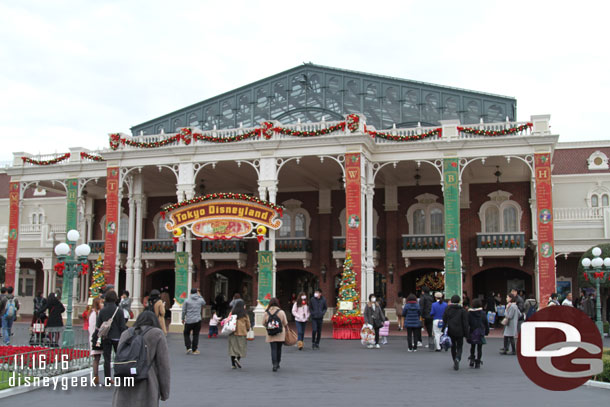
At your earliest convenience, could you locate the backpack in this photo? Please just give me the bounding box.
[525,303,537,320]
[114,327,151,381]
[4,298,16,319]
[265,310,283,336]
[98,307,119,339]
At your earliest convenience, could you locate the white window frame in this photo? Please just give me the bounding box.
[478,190,523,233]
[405,194,444,235]
[152,212,172,239]
[99,213,129,240]
[279,199,311,238]
[587,151,609,170]
[587,185,610,208]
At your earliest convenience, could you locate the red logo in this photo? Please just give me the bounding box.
[517,306,603,391]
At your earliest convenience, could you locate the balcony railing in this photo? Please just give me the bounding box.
[19,224,66,234]
[476,232,525,249]
[402,235,444,251]
[276,238,312,252]
[332,237,381,252]
[89,240,127,254]
[142,239,175,253]
[458,121,532,139]
[554,207,604,221]
[201,240,248,253]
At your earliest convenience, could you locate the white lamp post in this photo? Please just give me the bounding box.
[581,246,610,336]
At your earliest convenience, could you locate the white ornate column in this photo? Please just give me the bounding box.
[132,195,145,317]
[125,195,136,298]
[43,257,53,296]
[267,183,278,297]
[365,159,375,301]
[184,185,196,296]
[114,185,123,288]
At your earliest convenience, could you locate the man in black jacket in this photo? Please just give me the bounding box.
[96,290,127,380]
[442,295,469,371]
[309,289,328,350]
[419,286,435,350]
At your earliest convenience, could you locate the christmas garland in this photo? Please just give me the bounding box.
[457,123,532,137]
[22,153,70,165]
[366,127,442,141]
[80,152,105,162]
[346,114,360,132]
[161,192,284,218]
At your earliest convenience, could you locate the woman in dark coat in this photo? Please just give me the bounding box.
[363,294,387,349]
[40,293,65,347]
[96,290,127,380]
[467,298,489,368]
[402,293,421,352]
[113,311,170,407]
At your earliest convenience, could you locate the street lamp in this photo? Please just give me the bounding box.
[54,229,91,348]
[581,246,610,336]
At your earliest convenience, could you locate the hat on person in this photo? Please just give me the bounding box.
[190,288,198,294]
[434,292,442,299]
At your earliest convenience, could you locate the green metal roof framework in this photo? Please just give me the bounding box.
[131,63,517,136]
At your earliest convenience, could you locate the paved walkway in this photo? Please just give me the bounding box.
[3,327,609,407]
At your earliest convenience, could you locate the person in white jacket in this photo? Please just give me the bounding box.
[88,297,103,385]
[291,291,310,350]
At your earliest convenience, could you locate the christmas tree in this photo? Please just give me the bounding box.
[332,251,361,321]
[88,255,106,298]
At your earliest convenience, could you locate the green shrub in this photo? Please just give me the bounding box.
[594,349,610,383]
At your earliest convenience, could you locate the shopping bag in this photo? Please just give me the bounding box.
[440,328,452,351]
[487,311,496,325]
[360,324,375,346]
[284,327,297,346]
[246,329,255,341]
[220,314,237,335]
[496,305,506,317]
[32,323,45,334]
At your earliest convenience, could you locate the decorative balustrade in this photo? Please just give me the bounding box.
[20,153,72,166]
[88,240,127,254]
[276,238,312,252]
[20,224,42,233]
[332,237,381,251]
[19,224,66,234]
[476,232,525,249]
[402,235,445,251]
[372,125,443,144]
[457,121,532,139]
[553,207,604,221]
[201,239,248,253]
[142,239,175,253]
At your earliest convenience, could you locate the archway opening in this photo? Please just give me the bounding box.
[146,269,175,304]
[205,270,253,316]
[401,268,444,297]
[276,269,319,318]
[472,268,532,300]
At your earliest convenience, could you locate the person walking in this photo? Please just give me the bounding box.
[148,290,167,334]
[500,293,521,355]
[181,288,206,355]
[97,290,127,380]
[523,294,538,320]
[112,311,170,407]
[119,290,133,321]
[442,295,469,370]
[32,292,47,325]
[208,309,221,338]
[394,292,406,331]
[467,298,489,369]
[309,289,327,350]
[229,293,244,309]
[364,294,387,349]
[430,292,447,352]
[263,298,289,371]
[547,293,560,306]
[228,301,251,369]
[419,286,434,348]
[562,292,574,307]
[291,291,310,350]
[1,286,19,344]
[41,292,65,347]
[88,297,103,385]
[402,294,421,352]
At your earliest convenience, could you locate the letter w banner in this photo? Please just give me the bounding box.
[535,153,555,307]
[174,252,189,305]
[345,153,362,294]
[5,182,20,287]
[104,167,120,285]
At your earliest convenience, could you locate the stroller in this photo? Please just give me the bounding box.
[29,314,50,346]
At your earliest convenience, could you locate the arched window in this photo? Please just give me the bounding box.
[157,216,171,239]
[100,213,129,240]
[413,209,426,234]
[279,214,291,237]
[485,206,500,233]
[592,195,599,207]
[503,206,518,232]
[294,213,306,237]
[479,191,523,233]
[430,208,443,234]
[603,194,609,207]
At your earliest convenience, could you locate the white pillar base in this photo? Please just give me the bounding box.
[253,303,267,335]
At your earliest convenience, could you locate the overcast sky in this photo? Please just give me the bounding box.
[1,0,608,162]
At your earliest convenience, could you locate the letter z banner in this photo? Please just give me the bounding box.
[518,306,603,391]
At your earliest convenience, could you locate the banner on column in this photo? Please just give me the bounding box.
[174,252,189,305]
[62,178,79,304]
[535,153,555,306]
[257,250,273,306]
[104,167,120,285]
[443,158,461,299]
[5,182,20,287]
[345,153,362,292]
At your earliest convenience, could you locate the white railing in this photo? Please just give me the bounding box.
[21,153,71,166]
[554,207,604,221]
[458,121,532,140]
[372,125,442,144]
[19,224,66,234]
[20,224,41,233]
[50,224,66,233]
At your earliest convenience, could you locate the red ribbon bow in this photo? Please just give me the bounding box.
[54,262,65,276]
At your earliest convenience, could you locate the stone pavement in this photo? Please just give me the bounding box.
[3,326,609,407]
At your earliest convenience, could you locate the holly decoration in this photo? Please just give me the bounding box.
[331,251,362,326]
[346,114,360,132]
[161,192,284,218]
[80,152,105,162]
[366,127,442,141]
[54,262,66,276]
[88,255,106,298]
[457,123,532,137]
[22,153,70,166]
